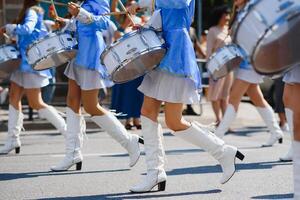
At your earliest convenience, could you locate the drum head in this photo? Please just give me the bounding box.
[253,14,300,75]
[0,59,21,79]
[111,48,166,83]
[33,50,77,71]
[211,57,243,80]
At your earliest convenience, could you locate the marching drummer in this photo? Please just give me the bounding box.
[50,0,143,171]
[127,0,244,193]
[0,0,67,155]
[214,0,284,147]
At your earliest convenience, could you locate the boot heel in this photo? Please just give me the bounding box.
[236,151,245,161]
[138,137,144,144]
[278,138,283,144]
[76,162,82,170]
[157,181,166,191]
[15,147,20,154]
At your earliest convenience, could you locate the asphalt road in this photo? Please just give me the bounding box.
[0,102,294,200]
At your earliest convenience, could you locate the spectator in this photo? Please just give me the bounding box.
[206,5,233,125]
[110,0,144,129]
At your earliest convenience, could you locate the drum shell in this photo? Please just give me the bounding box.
[101,29,166,83]
[207,44,244,80]
[26,32,77,70]
[232,0,300,75]
[0,45,21,80]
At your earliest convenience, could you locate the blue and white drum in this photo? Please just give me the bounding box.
[26,32,78,71]
[207,44,244,80]
[232,0,300,76]
[101,28,166,83]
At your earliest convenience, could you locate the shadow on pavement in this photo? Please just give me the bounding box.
[0,168,129,181]
[167,160,292,176]
[37,189,222,199]
[251,193,293,199]
[226,126,268,137]
[101,148,204,158]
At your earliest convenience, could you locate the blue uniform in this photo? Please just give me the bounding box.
[155,0,201,89]
[74,0,110,79]
[15,8,51,77]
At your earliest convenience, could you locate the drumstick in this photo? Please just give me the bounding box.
[3,33,10,40]
[50,0,59,19]
[38,0,67,7]
[117,0,136,26]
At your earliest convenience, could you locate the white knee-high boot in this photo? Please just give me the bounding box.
[91,112,143,167]
[280,108,293,162]
[173,122,244,184]
[50,108,84,171]
[0,105,23,154]
[293,141,300,199]
[130,116,166,193]
[257,106,284,147]
[38,106,67,136]
[215,104,236,138]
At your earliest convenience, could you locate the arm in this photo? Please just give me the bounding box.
[68,2,109,30]
[15,9,38,35]
[206,29,215,59]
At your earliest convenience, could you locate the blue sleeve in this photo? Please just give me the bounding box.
[156,0,192,9]
[82,0,110,30]
[15,9,38,35]
[90,15,110,30]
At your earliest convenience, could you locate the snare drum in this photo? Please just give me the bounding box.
[232,0,300,76]
[101,28,166,83]
[27,32,77,70]
[0,44,21,79]
[207,44,244,80]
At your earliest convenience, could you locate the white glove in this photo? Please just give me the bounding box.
[145,9,162,31]
[138,0,153,9]
[75,8,93,24]
[5,24,17,36]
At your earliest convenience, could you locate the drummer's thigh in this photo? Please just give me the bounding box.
[67,79,81,113]
[9,82,24,109]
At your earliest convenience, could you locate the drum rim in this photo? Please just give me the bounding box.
[26,32,75,52]
[31,48,77,71]
[101,28,161,61]
[110,46,166,83]
[231,0,260,42]
[251,6,300,76]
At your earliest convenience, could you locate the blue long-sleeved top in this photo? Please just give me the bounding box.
[14,7,51,77]
[155,0,201,89]
[74,0,110,78]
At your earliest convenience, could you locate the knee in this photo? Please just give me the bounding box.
[27,99,43,110]
[67,96,80,110]
[165,117,183,132]
[141,106,157,120]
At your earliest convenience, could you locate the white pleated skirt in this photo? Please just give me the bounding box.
[64,59,113,90]
[10,71,49,89]
[283,66,300,84]
[138,70,200,104]
[235,68,264,84]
